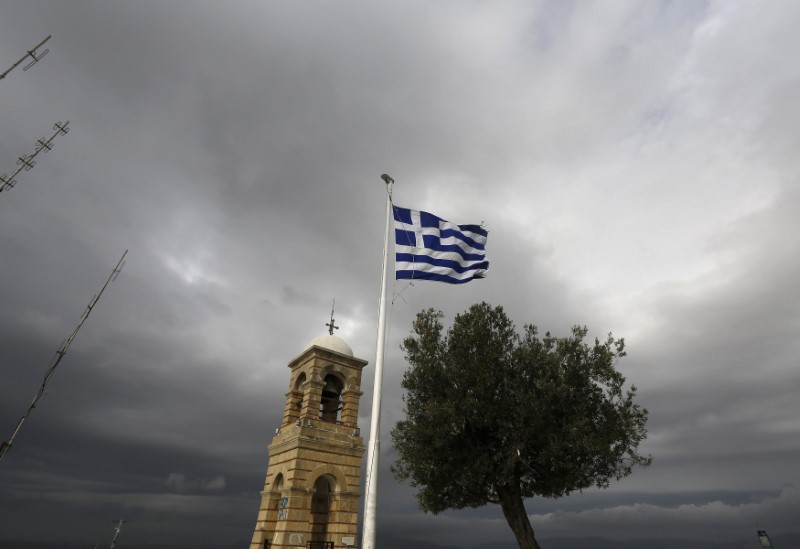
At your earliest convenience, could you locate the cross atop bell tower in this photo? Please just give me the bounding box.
[325,299,339,336]
[250,327,368,549]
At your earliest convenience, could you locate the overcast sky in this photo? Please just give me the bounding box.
[1,1,799,547]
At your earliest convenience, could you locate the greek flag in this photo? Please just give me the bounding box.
[394,206,489,284]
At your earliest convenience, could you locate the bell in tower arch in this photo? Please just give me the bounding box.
[319,374,343,423]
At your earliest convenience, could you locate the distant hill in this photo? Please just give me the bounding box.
[541,533,800,549]
[0,542,247,549]
[380,533,800,549]
[2,533,799,549]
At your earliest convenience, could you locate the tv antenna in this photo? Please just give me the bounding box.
[1,121,70,193]
[0,35,51,81]
[109,519,127,549]
[0,250,127,464]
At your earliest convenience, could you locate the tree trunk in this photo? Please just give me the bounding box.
[497,484,541,549]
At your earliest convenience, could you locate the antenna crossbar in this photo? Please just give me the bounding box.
[1,121,70,194]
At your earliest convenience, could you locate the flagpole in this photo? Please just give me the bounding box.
[362,173,394,549]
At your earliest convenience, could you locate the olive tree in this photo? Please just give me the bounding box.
[391,303,652,549]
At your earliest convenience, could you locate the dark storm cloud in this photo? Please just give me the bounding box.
[2,0,800,547]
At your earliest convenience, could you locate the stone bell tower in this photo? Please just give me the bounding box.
[250,321,367,549]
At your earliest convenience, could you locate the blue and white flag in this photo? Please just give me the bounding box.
[393,206,489,284]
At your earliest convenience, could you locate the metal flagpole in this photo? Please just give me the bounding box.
[362,173,394,549]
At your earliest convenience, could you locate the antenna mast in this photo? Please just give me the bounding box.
[0,251,127,464]
[0,35,51,81]
[1,121,70,194]
[109,519,127,549]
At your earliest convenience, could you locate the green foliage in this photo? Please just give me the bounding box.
[391,303,652,515]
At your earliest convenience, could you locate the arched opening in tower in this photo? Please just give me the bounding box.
[293,373,306,411]
[310,475,333,543]
[272,473,285,520]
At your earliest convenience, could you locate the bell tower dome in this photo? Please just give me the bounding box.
[250,325,367,549]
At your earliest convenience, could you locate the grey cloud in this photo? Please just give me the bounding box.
[2,1,800,547]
